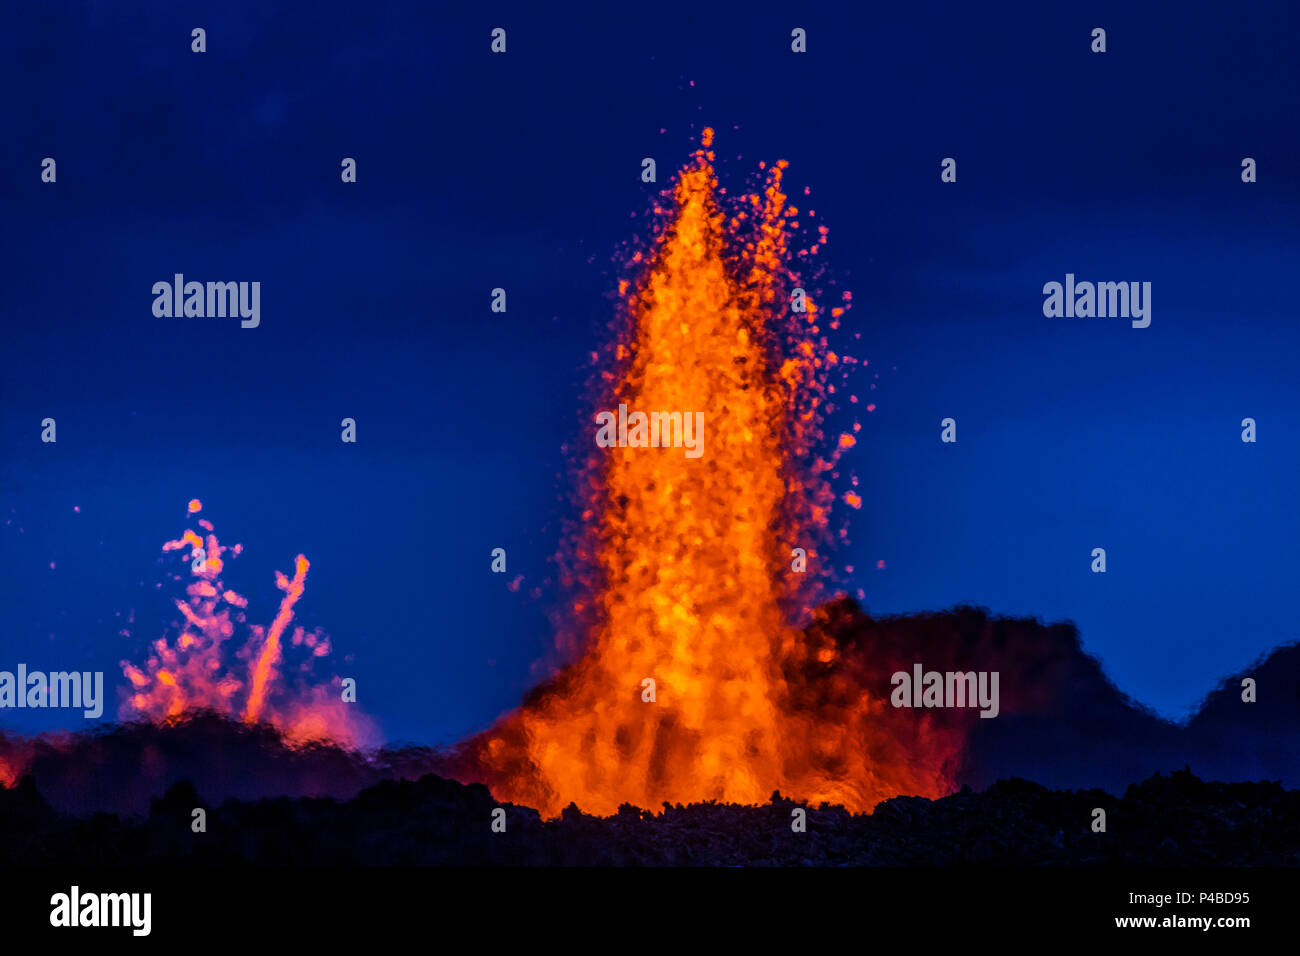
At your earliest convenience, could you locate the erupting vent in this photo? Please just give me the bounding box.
[454,132,956,816]
[119,500,377,750]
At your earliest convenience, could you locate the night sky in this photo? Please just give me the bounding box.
[2,0,1297,744]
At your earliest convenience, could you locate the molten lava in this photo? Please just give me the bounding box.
[0,133,963,816]
[119,502,375,750]
[459,131,955,816]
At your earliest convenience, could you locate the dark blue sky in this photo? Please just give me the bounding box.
[2,0,1297,743]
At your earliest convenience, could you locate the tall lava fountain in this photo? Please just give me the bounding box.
[457,131,954,817]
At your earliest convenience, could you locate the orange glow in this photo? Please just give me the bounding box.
[457,134,950,817]
[118,511,375,750]
[243,555,309,725]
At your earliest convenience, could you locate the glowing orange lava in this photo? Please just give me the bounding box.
[460,132,952,816]
[119,505,375,750]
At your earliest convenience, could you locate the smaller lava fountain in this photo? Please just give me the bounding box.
[0,500,378,793]
[118,499,377,749]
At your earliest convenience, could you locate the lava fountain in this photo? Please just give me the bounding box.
[119,500,376,750]
[455,131,956,816]
[0,501,378,792]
